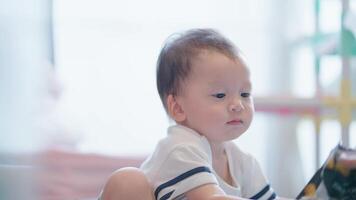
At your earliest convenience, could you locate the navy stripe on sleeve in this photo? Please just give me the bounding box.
[154,166,211,199]
[250,184,270,199]
[267,192,277,200]
[159,190,174,200]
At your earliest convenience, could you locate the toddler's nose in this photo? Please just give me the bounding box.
[229,99,244,112]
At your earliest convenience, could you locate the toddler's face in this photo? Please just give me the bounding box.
[176,50,254,143]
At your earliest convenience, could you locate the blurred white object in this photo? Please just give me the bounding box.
[35,64,83,151]
[0,0,53,199]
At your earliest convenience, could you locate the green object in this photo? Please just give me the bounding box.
[339,29,356,56]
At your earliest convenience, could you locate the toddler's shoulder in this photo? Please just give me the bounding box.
[159,125,211,155]
[141,125,212,172]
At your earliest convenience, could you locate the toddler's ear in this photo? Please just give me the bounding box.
[166,94,186,122]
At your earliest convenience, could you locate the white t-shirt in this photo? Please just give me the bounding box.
[140,125,276,200]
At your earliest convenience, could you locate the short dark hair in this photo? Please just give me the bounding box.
[156,28,240,111]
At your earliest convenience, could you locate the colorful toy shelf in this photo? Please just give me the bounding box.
[296,29,356,56]
[254,0,356,169]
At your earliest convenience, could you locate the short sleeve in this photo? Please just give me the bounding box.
[152,145,218,200]
[242,157,276,200]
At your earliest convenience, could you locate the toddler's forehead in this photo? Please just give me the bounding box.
[186,52,250,83]
[193,49,244,64]
[191,50,248,70]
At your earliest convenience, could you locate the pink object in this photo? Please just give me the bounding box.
[32,149,146,200]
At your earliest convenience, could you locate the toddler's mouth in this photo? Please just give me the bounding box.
[226,119,243,125]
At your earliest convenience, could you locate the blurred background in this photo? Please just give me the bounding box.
[1,0,355,199]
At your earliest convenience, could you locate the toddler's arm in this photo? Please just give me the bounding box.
[184,183,245,200]
[185,183,293,200]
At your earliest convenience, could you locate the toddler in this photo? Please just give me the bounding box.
[101,29,278,200]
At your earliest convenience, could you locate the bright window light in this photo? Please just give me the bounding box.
[52,0,275,156]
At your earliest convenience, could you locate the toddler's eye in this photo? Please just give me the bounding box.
[213,93,226,99]
[241,92,251,98]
